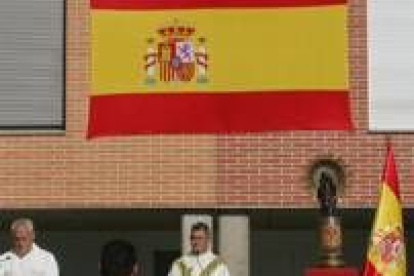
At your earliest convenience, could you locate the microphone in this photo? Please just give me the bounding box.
[0,255,11,262]
[0,255,12,274]
[0,255,11,267]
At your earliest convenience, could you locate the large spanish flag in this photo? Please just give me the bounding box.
[88,0,352,137]
[362,142,406,276]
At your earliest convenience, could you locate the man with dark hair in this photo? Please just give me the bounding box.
[168,222,230,276]
[100,240,138,276]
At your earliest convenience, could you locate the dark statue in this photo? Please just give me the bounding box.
[317,171,338,216]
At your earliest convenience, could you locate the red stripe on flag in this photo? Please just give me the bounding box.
[90,0,347,10]
[362,260,380,276]
[87,91,352,138]
[382,143,401,200]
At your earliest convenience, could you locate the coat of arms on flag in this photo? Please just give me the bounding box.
[371,225,405,273]
[144,21,209,84]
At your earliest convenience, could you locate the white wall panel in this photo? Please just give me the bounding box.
[368,0,414,131]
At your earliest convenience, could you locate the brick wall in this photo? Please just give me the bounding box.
[1,0,413,209]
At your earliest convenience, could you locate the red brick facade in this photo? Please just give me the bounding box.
[1,0,413,209]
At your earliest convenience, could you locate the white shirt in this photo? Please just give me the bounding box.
[0,244,59,276]
[168,251,230,276]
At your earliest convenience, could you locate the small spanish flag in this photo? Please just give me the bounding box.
[88,0,352,137]
[362,142,406,276]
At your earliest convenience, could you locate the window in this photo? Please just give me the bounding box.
[0,0,64,132]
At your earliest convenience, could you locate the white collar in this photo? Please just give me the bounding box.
[189,250,214,260]
[11,243,38,259]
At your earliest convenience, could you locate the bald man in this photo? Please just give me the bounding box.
[0,218,59,276]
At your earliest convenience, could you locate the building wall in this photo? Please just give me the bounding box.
[1,0,414,209]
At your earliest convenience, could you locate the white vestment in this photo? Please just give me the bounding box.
[168,251,230,276]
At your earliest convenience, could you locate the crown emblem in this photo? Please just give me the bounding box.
[157,26,195,38]
[143,20,209,84]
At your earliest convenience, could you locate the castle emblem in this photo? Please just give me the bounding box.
[144,22,209,84]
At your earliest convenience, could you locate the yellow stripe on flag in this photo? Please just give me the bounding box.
[370,182,403,236]
[91,6,348,94]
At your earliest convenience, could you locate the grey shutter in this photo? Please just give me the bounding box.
[0,0,64,131]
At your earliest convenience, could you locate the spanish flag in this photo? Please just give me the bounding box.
[88,0,352,137]
[362,143,406,276]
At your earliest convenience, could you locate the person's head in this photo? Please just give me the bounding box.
[100,240,138,276]
[10,218,35,257]
[190,222,210,255]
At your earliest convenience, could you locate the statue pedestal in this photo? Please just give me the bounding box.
[319,216,343,266]
[304,267,358,276]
